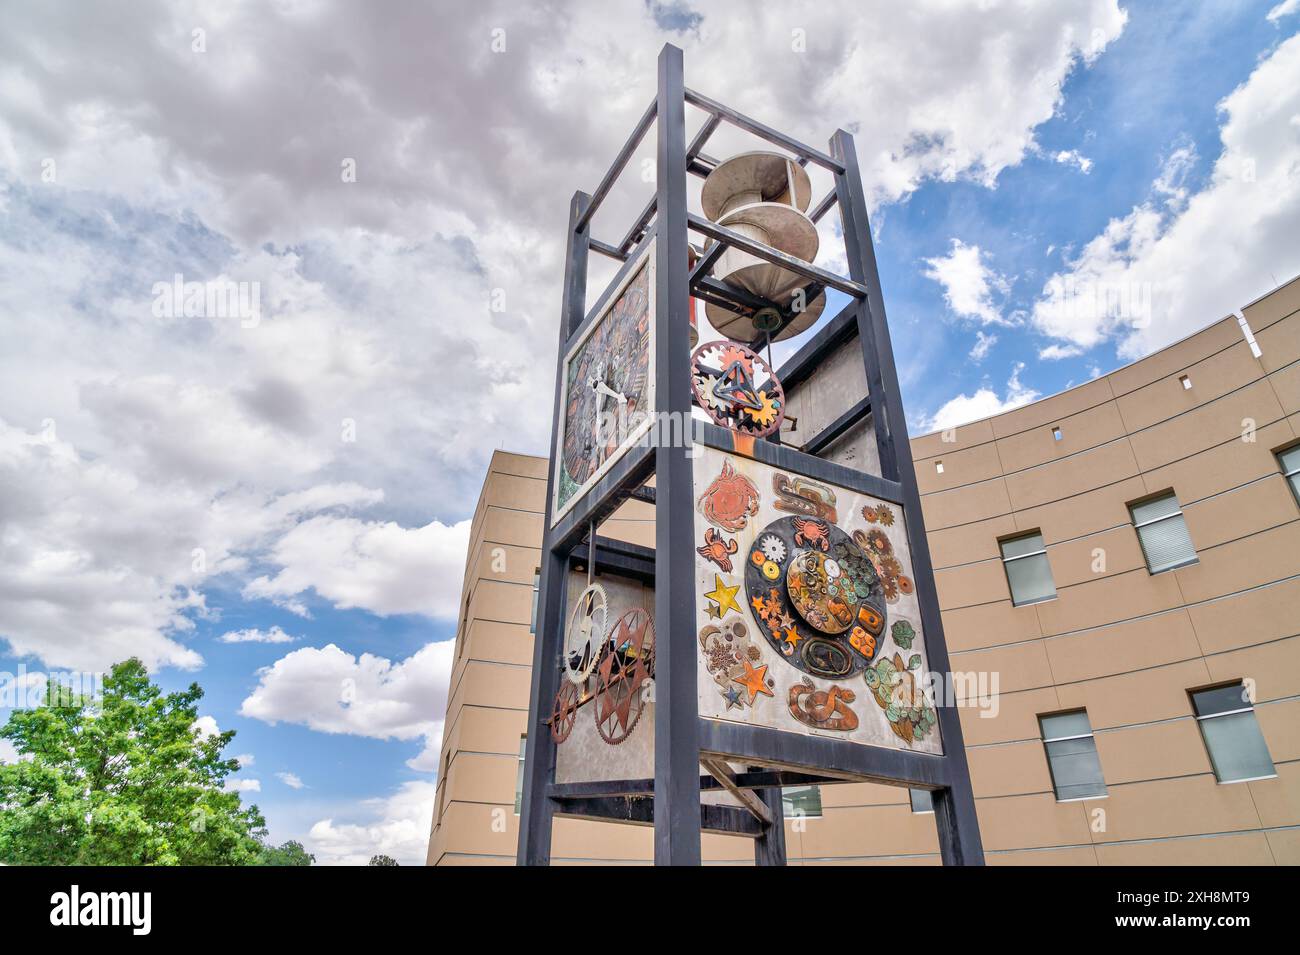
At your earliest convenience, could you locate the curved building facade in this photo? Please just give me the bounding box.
[427,277,1300,865]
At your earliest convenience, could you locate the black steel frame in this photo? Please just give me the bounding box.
[518,44,983,866]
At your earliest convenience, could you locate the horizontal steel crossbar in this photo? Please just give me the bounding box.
[575,96,658,234]
[684,87,845,173]
[687,213,869,298]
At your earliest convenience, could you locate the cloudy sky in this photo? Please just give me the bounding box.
[0,0,1297,864]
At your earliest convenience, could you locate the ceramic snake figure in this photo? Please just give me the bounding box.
[788,678,859,731]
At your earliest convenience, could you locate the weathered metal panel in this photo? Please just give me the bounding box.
[554,569,656,784]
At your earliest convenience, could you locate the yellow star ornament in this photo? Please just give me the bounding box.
[704,573,743,618]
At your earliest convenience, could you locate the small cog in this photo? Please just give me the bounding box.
[694,373,727,412]
[759,535,787,562]
[743,390,780,428]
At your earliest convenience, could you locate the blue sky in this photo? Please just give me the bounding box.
[888,0,1294,420]
[0,1,1297,863]
[788,0,1299,431]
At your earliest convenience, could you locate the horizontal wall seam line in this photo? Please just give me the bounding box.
[915,331,1255,457]
[915,343,1295,473]
[931,472,1286,572]
[920,407,1294,529]
[966,695,1300,750]
[949,570,1300,652]
[938,513,1298,613]
[761,822,1300,862]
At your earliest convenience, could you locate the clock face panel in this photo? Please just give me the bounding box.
[553,244,655,524]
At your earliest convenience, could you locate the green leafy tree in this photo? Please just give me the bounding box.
[368,853,399,866]
[0,658,282,865]
[260,840,315,866]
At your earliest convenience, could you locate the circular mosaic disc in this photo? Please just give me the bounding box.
[788,549,872,634]
[743,516,886,679]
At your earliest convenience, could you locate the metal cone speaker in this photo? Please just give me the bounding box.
[712,200,819,299]
[699,150,823,342]
[701,150,813,219]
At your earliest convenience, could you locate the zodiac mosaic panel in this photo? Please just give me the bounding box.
[692,445,942,754]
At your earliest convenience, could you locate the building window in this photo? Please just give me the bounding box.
[1179,374,1192,390]
[1191,684,1275,784]
[935,460,944,474]
[781,785,822,819]
[1051,425,1062,441]
[909,789,934,813]
[1130,492,1197,573]
[529,569,541,633]
[1040,710,1107,801]
[1278,443,1300,507]
[514,735,527,814]
[1000,532,1056,606]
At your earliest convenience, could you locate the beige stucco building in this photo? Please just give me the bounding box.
[427,277,1300,865]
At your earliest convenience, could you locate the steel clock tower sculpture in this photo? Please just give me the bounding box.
[518,44,983,865]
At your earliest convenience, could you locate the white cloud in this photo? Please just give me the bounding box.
[0,1,1128,673]
[218,626,296,645]
[239,640,452,772]
[1054,149,1094,173]
[923,239,1013,326]
[1039,343,1085,360]
[0,421,208,671]
[276,771,306,790]
[1152,139,1198,210]
[232,753,255,768]
[1267,0,1299,22]
[192,715,221,739]
[1032,35,1300,359]
[0,417,388,671]
[925,362,1041,432]
[969,330,998,362]
[225,778,261,794]
[307,780,435,866]
[243,517,471,620]
[0,739,20,763]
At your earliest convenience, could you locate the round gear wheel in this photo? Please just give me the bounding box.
[563,583,608,685]
[759,534,787,562]
[550,680,581,744]
[688,340,786,438]
[593,608,655,745]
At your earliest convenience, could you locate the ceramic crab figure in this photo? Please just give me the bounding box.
[696,527,739,572]
[698,460,760,533]
[792,517,831,552]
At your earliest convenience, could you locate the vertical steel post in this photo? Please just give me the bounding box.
[830,129,985,865]
[652,42,703,866]
[517,190,592,865]
[752,787,787,866]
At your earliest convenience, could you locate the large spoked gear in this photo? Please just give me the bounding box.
[550,680,581,744]
[594,608,656,745]
[689,340,786,438]
[564,583,608,685]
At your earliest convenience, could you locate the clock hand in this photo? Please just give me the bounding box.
[589,379,627,404]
